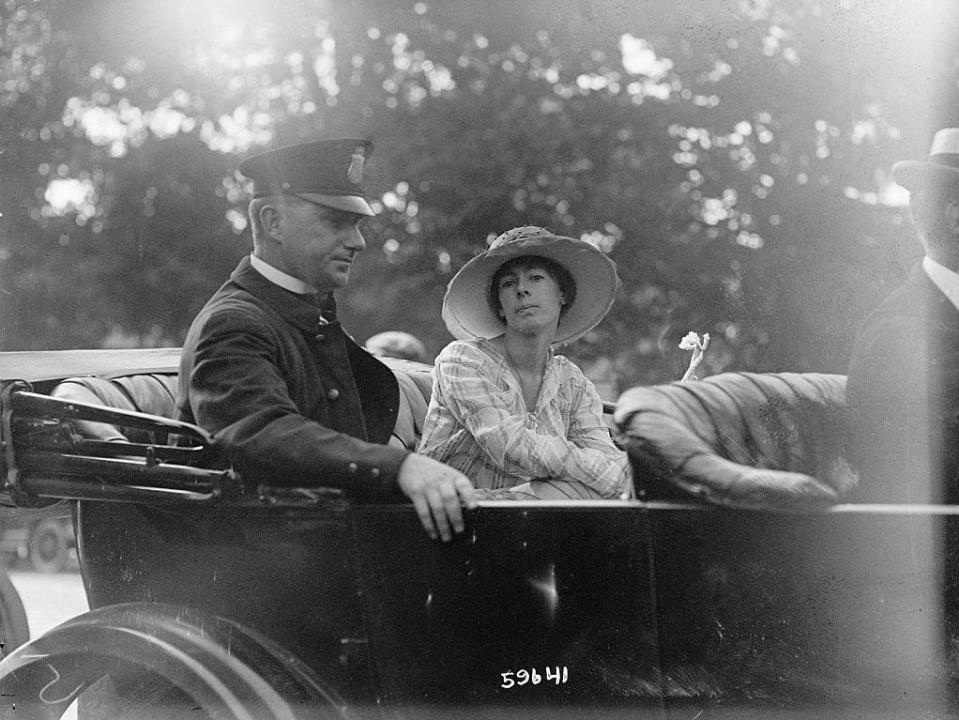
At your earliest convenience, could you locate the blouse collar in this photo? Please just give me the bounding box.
[482,337,558,413]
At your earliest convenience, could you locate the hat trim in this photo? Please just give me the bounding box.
[293,193,375,216]
[252,187,371,198]
[254,191,375,216]
[929,153,959,169]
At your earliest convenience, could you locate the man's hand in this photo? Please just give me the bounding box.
[398,454,477,541]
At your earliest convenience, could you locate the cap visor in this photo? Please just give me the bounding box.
[298,193,375,216]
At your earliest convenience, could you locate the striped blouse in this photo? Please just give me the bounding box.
[417,338,631,498]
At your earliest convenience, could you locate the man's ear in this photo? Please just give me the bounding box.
[948,200,959,235]
[259,203,283,240]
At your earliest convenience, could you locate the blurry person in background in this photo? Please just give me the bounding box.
[847,127,959,504]
[418,226,632,500]
[365,330,430,363]
[365,331,432,454]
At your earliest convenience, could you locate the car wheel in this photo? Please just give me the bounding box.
[0,602,355,720]
[0,569,29,657]
[28,519,68,574]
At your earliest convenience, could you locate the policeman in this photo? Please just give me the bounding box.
[177,138,476,541]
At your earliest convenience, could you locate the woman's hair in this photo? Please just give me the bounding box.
[487,254,577,321]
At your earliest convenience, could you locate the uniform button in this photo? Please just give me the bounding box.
[327,388,340,401]
[370,467,380,478]
[347,462,358,474]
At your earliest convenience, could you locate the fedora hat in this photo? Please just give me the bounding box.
[441,226,621,345]
[892,128,959,192]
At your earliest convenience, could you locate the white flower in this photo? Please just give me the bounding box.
[679,331,711,382]
[678,331,702,350]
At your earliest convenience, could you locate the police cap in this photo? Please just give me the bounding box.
[238,138,375,216]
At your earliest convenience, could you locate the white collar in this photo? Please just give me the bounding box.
[250,254,318,296]
[922,255,959,312]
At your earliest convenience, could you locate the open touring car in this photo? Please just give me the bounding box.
[0,348,955,719]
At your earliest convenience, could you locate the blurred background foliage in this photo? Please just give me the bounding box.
[1,0,958,393]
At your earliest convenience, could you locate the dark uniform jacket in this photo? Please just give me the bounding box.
[177,255,408,499]
[846,265,959,504]
[75,256,412,701]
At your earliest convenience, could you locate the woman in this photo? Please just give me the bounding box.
[418,226,632,500]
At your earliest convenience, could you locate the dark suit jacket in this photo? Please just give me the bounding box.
[846,265,959,503]
[177,256,408,499]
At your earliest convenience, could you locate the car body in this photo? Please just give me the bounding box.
[0,348,955,719]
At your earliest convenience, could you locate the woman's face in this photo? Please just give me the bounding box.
[496,262,566,336]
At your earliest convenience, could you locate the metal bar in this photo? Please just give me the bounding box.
[14,451,229,493]
[11,391,212,444]
[20,437,212,466]
[18,475,218,504]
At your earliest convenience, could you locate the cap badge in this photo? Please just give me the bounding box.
[348,147,365,184]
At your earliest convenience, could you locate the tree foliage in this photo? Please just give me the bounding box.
[1,0,957,392]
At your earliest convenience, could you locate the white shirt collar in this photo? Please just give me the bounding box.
[922,255,959,312]
[250,254,318,296]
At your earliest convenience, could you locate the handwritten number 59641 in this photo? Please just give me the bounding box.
[500,666,567,689]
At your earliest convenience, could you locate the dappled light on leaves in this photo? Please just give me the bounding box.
[0,0,955,395]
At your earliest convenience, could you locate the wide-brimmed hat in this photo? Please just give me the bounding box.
[892,128,959,192]
[238,138,375,216]
[442,226,621,345]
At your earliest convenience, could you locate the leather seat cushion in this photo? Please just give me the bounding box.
[52,367,433,450]
[51,374,178,443]
[614,372,859,511]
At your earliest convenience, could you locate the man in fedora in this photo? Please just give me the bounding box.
[846,128,959,503]
[177,138,476,540]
